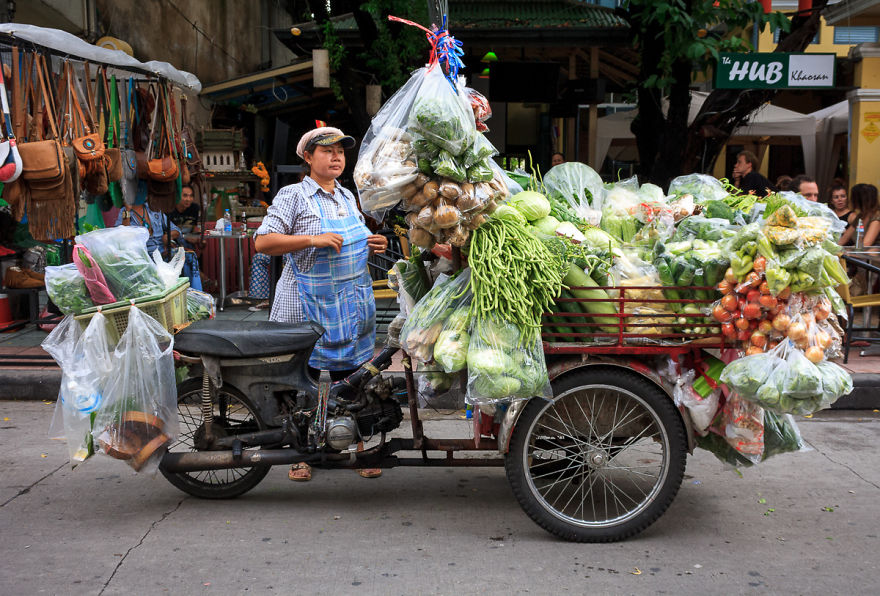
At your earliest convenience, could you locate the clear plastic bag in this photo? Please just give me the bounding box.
[152,247,185,290]
[400,270,470,364]
[44,313,116,466]
[466,317,551,405]
[433,304,471,373]
[722,393,765,464]
[673,369,720,435]
[185,288,216,322]
[74,226,165,300]
[408,67,476,156]
[667,173,729,202]
[92,306,178,472]
[45,263,94,315]
[543,162,604,211]
[464,87,491,131]
[73,244,116,305]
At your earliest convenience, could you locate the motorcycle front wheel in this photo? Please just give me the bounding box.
[505,367,687,542]
[161,377,271,499]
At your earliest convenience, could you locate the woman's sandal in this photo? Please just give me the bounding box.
[288,462,312,482]
[356,468,382,478]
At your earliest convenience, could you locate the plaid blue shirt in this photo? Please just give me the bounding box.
[255,176,365,323]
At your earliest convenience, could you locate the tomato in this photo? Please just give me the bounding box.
[722,322,737,338]
[758,294,778,309]
[805,346,825,363]
[815,330,832,349]
[814,302,831,322]
[746,289,761,303]
[758,320,773,335]
[713,304,733,322]
[745,346,764,356]
[721,294,738,312]
[772,314,790,332]
[742,303,762,320]
[717,280,734,295]
[759,281,770,295]
[735,317,750,331]
[753,255,766,273]
[750,330,767,348]
[788,321,807,341]
[767,340,779,350]
[745,271,762,287]
[737,296,747,311]
[724,267,737,284]
[737,328,752,342]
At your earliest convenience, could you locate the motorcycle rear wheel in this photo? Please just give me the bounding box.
[161,377,271,499]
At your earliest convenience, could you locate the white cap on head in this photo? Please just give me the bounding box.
[296,126,356,159]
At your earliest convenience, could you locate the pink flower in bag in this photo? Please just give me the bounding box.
[73,244,117,305]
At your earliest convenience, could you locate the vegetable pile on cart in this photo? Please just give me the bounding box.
[361,80,854,468]
[43,227,216,470]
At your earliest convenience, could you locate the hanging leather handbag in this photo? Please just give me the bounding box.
[19,54,75,241]
[147,178,177,212]
[147,85,178,182]
[68,63,105,163]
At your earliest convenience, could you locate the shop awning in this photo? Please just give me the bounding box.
[824,0,880,26]
[199,60,334,116]
[0,23,201,91]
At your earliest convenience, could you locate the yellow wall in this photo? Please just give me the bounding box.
[757,17,855,57]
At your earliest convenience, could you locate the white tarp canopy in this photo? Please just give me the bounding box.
[809,100,849,197]
[0,23,201,92]
[595,92,817,177]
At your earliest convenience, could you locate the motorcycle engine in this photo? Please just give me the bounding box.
[324,375,405,450]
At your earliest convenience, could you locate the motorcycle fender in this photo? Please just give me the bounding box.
[497,357,696,455]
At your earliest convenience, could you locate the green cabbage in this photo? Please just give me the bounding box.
[433,330,469,372]
[509,190,551,222]
[543,162,603,208]
[474,375,522,399]
[581,226,621,250]
[491,204,527,225]
[467,348,514,377]
[638,183,666,203]
[533,215,561,235]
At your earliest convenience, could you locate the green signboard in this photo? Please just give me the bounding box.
[715,52,836,89]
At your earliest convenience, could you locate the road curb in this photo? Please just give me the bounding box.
[0,367,877,410]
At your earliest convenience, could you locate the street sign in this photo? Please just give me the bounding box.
[715,52,836,89]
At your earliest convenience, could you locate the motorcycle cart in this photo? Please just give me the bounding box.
[160,284,721,543]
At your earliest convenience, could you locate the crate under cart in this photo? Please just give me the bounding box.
[74,278,190,343]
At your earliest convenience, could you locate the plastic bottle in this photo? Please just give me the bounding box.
[856,221,865,249]
[224,209,232,234]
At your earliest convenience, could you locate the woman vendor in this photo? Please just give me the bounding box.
[254,126,388,482]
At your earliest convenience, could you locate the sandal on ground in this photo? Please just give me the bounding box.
[248,300,270,312]
[356,467,382,479]
[288,462,312,482]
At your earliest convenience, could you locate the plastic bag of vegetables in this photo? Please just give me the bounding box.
[600,179,642,243]
[74,226,165,301]
[401,270,472,364]
[465,317,551,405]
[543,162,605,223]
[409,67,476,157]
[45,263,95,315]
[667,173,728,203]
[697,410,804,467]
[185,289,216,322]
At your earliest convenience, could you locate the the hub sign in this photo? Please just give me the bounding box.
[715,53,835,89]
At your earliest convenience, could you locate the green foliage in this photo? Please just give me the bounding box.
[360,0,430,91]
[625,0,791,92]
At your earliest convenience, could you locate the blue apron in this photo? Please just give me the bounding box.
[290,192,376,370]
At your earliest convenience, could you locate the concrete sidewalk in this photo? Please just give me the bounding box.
[1,307,878,409]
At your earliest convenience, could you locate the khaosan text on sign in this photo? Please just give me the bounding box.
[715,53,835,90]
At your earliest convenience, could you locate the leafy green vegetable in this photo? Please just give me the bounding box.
[432,150,467,182]
[467,348,514,377]
[509,190,551,222]
[491,205,527,226]
[533,215,561,235]
[433,329,469,372]
[45,264,94,315]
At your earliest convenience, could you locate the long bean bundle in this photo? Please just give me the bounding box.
[468,218,564,331]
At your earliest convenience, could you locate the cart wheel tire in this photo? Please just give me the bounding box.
[505,367,687,542]
[160,378,271,499]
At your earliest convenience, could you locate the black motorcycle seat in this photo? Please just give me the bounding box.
[174,320,324,358]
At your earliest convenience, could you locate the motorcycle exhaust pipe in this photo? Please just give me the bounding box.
[160,446,391,473]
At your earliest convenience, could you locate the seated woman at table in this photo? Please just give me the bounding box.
[841,183,880,248]
[116,201,203,291]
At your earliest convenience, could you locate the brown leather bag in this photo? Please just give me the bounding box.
[147,178,177,212]
[19,55,75,241]
[147,84,178,182]
[104,147,122,181]
[68,63,105,163]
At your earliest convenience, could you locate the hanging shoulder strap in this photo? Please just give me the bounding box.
[0,64,13,141]
[10,46,24,139]
[35,54,60,140]
[108,73,120,149]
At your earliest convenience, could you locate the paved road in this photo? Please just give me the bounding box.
[1,401,878,595]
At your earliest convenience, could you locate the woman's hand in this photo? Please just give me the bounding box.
[367,234,388,254]
[312,232,344,253]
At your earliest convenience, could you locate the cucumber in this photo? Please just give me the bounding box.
[563,263,619,333]
[545,294,575,341]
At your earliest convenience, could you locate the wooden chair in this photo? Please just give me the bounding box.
[841,255,880,363]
